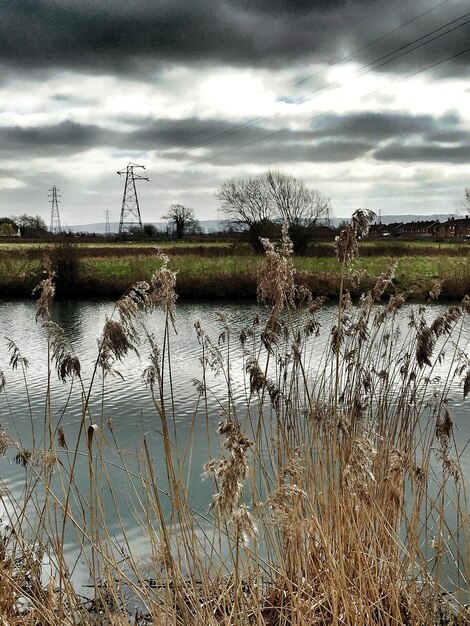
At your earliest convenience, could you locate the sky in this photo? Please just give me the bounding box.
[1,0,470,228]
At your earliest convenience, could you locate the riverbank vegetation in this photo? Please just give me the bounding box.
[0,212,468,624]
[1,239,470,299]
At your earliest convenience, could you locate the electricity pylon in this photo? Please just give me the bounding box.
[49,186,62,234]
[117,163,148,234]
[105,210,111,236]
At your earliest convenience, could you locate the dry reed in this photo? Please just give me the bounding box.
[0,215,468,625]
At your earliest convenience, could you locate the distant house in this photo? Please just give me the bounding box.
[369,223,389,237]
[395,220,438,238]
[310,224,337,239]
[369,222,403,238]
[437,216,470,239]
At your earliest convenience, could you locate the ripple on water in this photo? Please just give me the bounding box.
[0,298,469,577]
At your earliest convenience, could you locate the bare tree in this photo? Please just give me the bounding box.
[163,204,200,239]
[458,188,470,215]
[217,171,332,253]
[217,176,275,250]
[264,171,332,253]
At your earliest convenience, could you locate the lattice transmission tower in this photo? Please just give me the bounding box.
[105,210,111,236]
[117,163,148,234]
[49,186,62,234]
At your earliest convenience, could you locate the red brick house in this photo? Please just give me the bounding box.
[437,217,470,239]
[395,220,439,238]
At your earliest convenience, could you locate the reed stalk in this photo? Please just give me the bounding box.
[0,214,468,624]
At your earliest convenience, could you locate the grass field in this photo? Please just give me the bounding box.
[0,238,469,299]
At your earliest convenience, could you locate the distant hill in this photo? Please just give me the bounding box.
[68,215,460,234]
[69,220,224,234]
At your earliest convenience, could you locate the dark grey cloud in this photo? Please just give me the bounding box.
[122,118,376,162]
[0,0,331,72]
[0,114,375,164]
[374,143,470,164]
[1,106,468,167]
[148,110,469,164]
[211,139,374,166]
[2,0,469,77]
[311,112,437,140]
[426,129,470,143]
[0,120,113,156]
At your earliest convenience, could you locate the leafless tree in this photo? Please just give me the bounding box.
[216,176,275,250]
[217,171,332,253]
[458,188,470,215]
[163,204,200,239]
[264,171,332,253]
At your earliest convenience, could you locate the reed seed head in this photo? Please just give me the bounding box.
[33,256,55,321]
[15,448,33,467]
[463,369,470,398]
[429,279,443,301]
[203,419,252,519]
[98,317,136,375]
[0,431,11,456]
[146,252,178,323]
[430,306,461,338]
[231,504,258,547]
[435,409,452,447]
[7,339,29,372]
[44,320,81,382]
[335,209,376,266]
[335,223,358,267]
[462,294,470,314]
[257,223,296,311]
[373,262,397,301]
[39,451,58,469]
[416,324,435,368]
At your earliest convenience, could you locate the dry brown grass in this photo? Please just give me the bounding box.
[0,212,468,625]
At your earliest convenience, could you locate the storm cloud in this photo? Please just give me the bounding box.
[1,0,470,223]
[1,109,468,167]
[2,0,470,75]
[374,143,470,164]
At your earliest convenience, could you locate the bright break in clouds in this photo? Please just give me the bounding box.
[1,0,470,226]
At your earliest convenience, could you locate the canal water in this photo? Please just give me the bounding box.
[0,298,468,590]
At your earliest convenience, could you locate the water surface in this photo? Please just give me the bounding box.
[0,298,468,589]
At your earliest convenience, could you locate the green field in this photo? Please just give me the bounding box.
[0,240,468,300]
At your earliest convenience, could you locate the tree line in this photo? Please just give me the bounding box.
[1,170,332,252]
[0,214,48,238]
[163,170,331,254]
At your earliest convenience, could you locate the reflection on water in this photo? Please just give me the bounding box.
[0,298,468,588]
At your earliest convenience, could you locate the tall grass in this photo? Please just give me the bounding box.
[0,213,468,625]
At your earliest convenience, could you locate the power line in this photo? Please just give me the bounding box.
[291,0,456,89]
[185,45,470,168]
[295,9,470,103]
[167,0,463,159]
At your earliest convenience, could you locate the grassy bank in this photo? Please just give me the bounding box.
[1,244,470,300]
[0,218,468,624]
